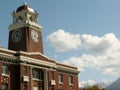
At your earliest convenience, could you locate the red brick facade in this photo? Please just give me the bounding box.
[0,49,79,90]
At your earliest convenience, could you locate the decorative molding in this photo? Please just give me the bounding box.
[57,65,80,75]
[0,49,79,75]
[16,51,54,62]
[8,21,42,31]
[20,55,57,68]
[20,55,79,75]
[0,47,16,53]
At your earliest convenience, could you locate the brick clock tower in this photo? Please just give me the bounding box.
[8,2,43,53]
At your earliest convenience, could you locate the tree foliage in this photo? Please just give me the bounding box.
[80,85,106,90]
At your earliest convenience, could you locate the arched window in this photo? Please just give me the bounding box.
[16,16,23,23]
[29,16,33,22]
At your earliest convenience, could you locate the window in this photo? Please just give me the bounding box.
[29,16,33,22]
[33,69,39,79]
[58,74,63,84]
[18,16,23,22]
[69,76,73,85]
[39,70,43,80]
[51,71,54,80]
[1,83,8,90]
[23,66,27,76]
[2,64,8,75]
[32,69,44,80]
[16,16,23,23]
[23,83,27,90]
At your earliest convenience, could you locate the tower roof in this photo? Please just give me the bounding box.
[16,2,35,13]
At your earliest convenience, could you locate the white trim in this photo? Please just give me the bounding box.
[21,63,48,70]
[57,64,79,74]
[0,48,79,74]
[59,82,64,85]
[0,52,15,58]
[1,73,9,77]
[69,83,74,86]
[32,78,41,81]
[57,61,77,69]
[51,80,56,86]
[23,76,29,82]
[0,48,16,53]
[16,51,54,62]
[8,21,42,31]
[44,70,48,90]
[20,55,79,74]
[20,56,57,68]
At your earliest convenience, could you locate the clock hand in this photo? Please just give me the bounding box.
[16,32,21,38]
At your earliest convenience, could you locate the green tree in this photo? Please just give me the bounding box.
[101,88,106,90]
[80,85,106,90]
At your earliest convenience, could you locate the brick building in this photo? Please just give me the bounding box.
[0,3,79,90]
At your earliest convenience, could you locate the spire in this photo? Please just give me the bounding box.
[23,2,27,6]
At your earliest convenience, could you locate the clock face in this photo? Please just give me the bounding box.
[12,29,22,43]
[31,30,39,42]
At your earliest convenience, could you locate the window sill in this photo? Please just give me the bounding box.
[32,78,43,81]
[2,73,9,77]
[59,82,64,85]
[69,83,74,86]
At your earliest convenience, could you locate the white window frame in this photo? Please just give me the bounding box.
[69,76,73,85]
[58,74,63,84]
[2,64,9,76]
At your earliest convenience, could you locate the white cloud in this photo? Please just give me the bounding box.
[47,30,120,75]
[81,33,120,55]
[79,80,96,88]
[63,56,85,72]
[64,53,120,75]
[46,29,81,52]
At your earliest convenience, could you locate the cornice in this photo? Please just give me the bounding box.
[17,51,79,74]
[0,47,16,54]
[0,53,18,63]
[57,64,80,75]
[16,51,55,62]
[8,20,42,31]
[19,55,79,75]
[0,48,79,75]
[19,55,57,68]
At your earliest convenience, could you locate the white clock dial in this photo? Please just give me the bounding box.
[31,30,39,42]
[12,29,22,43]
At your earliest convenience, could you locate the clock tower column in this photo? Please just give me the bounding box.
[8,3,43,53]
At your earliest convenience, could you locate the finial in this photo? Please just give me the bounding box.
[23,2,27,5]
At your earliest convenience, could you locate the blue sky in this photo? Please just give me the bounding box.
[0,0,120,87]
